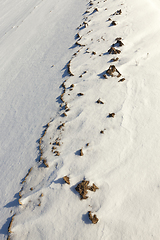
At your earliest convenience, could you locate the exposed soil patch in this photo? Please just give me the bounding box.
[75,180,98,199]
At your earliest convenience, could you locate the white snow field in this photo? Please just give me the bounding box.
[1,0,160,239]
[0,0,86,239]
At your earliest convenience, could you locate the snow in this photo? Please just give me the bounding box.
[1,0,160,239]
[0,0,86,238]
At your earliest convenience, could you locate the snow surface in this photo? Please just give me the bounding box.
[0,0,86,239]
[1,0,160,239]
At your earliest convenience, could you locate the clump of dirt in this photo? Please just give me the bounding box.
[80,149,84,156]
[93,7,98,13]
[63,176,70,185]
[100,130,104,134]
[88,211,99,224]
[79,71,87,78]
[61,82,66,89]
[88,183,99,192]
[110,57,119,62]
[8,214,16,234]
[75,180,89,199]
[43,159,49,167]
[103,74,108,79]
[77,93,84,96]
[75,41,85,47]
[96,99,104,104]
[70,84,74,88]
[111,20,117,26]
[58,123,65,130]
[57,142,61,146]
[67,60,74,76]
[108,47,121,54]
[106,65,121,77]
[54,151,60,156]
[75,180,98,199]
[112,39,124,47]
[116,39,124,46]
[92,51,96,55]
[22,167,33,184]
[62,112,67,117]
[86,143,89,146]
[108,113,115,118]
[113,9,122,15]
[118,78,125,82]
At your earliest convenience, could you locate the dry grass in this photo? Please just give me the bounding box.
[118,78,125,82]
[108,47,121,54]
[75,180,98,199]
[80,149,84,156]
[43,159,49,168]
[96,99,104,104]
[63,176,70,184]
[8,214,16,233]
[111,20,117,26]
[108,113,115,118]
[67,60,74,76]
[113,9,122,15]
[106,65,121,77]
[77,93,84,96]
[88,211,99,224]
[21,167,33,184]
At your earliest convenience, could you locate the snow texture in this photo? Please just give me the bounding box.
[1,0,160,239]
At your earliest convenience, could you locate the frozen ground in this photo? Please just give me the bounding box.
[1,0,160,239]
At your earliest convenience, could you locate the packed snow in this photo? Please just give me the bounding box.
[1,0,160,239]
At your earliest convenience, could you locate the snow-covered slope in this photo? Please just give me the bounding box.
[0,0,86,239]
[2,0,160,239]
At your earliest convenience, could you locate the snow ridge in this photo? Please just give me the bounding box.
[7,0,129,239]
[7,0,160,239]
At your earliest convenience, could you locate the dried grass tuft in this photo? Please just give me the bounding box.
[108,47,121,54]
[63,176,70,184]
[108,113,115,118]
[88,211,99,224]
[75,180,98,199]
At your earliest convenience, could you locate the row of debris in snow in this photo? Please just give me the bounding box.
[7,0,128,238]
